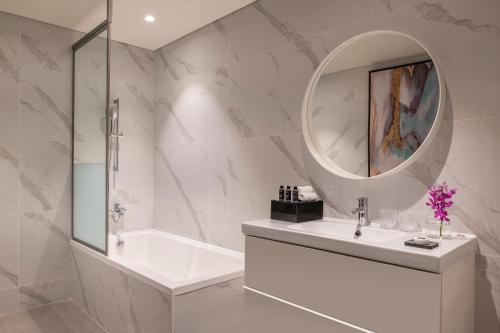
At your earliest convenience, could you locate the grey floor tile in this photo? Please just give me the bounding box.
[0,300,107,333]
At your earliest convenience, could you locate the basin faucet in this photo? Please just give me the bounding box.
[351,197,369,237]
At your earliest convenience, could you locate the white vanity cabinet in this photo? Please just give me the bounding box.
[244,235,475,333]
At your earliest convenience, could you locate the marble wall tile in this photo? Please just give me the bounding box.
[0,11,21,66]
[154,70,227,145]
[19,17,75,73]
[0,213,18,290]
[154,204,246,252]
[0,288,18,315]
[109,41,156,233]
[226,43,313,138]
[0,13,74,316]
[0,57,20,140]
[227,0,370,61]
[18,141,71,212]
[476,255,500,333]
[19,277,70,310]
[155,142,227,216]
[369,0,423,17]
[226,134,307,219]
[20,210,71,285]
[70,246,173,333]
[0,139,19,214]
[20,68,72,142]
[111,41,155,87]
[155,21,229,84]
[173,277,244,333]
[154,22,229,145]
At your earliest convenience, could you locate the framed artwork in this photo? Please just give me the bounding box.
[368,60,439,176]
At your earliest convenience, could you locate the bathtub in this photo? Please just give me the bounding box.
[108,229,244,295]
[70,229,245,333]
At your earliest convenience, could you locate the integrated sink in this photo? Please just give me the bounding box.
[287,221,407,243]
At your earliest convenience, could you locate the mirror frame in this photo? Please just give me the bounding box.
[302,30,447,180]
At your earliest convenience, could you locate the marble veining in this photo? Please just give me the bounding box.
[19,173,52,210]
[0,146,19,169]
[19,285,52,307]
[0,300,107,333]
[23,212,69,242]
[0,51,19,82]
[20,33,61,71]
[126,84,155,113]
[23,85,72,135]
[0,264,18,286]
[155,97,195,143]
[270,136,307,181]
[380,0,394,11]
[0,14,75,316]
[227,106,256,138]
[155,147,207,241]
[253,2,320,68]
[415,2,500,35]
[156,51,180,81]
[121,44,152,78]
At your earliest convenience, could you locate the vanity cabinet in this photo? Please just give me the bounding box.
[244,236,474,333]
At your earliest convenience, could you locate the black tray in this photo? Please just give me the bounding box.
[271,200,323,223]
[404,239,439,250]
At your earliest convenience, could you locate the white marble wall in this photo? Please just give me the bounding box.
[0,12,79,315]
[153,0,500,330]
[0,11,155,316]
[109,41,155,233]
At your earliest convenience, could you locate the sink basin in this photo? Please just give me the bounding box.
[287,221,407,243]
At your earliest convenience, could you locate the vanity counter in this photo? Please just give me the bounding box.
[242,218,477,273]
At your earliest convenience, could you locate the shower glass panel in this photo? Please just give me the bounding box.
[72,26,110,254]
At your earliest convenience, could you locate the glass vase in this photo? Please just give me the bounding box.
[424,218,451,239]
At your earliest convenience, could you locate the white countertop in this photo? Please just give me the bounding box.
[242,218,477,273]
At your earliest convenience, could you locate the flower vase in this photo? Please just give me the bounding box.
[425,218,451,239]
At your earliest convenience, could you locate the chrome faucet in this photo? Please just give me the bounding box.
[351,197,369,238]
[110,203,127,223]
[116,233,125,247]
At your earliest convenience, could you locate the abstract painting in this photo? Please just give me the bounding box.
[369,60,439,176]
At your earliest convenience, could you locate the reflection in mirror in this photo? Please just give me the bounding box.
[308,32,443,178]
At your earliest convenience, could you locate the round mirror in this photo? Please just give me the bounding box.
[302,31,446,179]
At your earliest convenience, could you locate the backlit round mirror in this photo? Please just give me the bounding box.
[302,31,446,179]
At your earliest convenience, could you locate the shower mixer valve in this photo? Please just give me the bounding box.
[110,203,127,223]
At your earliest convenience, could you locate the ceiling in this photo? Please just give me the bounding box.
[323,34,428,75]
[0,0,255,50]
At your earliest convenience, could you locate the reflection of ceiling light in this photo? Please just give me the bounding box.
[144,15,155,22]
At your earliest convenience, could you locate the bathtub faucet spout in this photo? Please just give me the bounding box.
[116,233,125,247]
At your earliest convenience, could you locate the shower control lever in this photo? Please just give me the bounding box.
[110,203,127,223]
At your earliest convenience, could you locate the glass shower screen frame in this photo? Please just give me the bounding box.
[71,18,111,255]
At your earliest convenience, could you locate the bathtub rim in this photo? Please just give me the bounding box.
[70,229,244,296]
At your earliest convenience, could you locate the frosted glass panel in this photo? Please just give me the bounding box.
[73,29,108,253]
[73,163,106,250]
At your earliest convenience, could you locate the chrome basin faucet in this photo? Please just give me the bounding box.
[351,197,369,237]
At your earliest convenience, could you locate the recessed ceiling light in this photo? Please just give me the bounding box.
[144,15,155,22]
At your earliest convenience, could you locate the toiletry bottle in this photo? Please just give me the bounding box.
[279,185,285,201]
[292,186,299,202]
[285,186,291,201]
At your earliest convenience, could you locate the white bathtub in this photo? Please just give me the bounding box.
[70,229,245,333]
[107,229,244,295]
